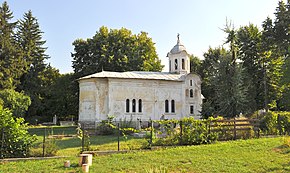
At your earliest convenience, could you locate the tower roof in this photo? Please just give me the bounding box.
[169,34,188,55]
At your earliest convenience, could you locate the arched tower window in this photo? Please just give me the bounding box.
[190,89,193,98]
[171,100,175,113]
[169,60,171,72]
[190,105,194,114]
[165,100,169,113]
[126,99,130,113]
[132,99,136,112]
[138,99,142,113]
[182,59,185,70]
[175,59,178,70]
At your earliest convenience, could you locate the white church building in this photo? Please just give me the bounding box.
[78,35,203,123]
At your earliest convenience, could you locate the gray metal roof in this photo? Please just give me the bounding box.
[79,71,187,81]
[169,34,188,55]
[170,42,187,54]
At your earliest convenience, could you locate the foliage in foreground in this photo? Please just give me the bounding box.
[0,89,31,118]
[0,108,36,158]
[259,111,290,135]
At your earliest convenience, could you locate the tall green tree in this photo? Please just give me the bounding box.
[200,47,225,118]
[273,0,290,111]
[273,0,290,57]
[43,73,77,120]
[219,23,246,117]
[236,24,263,112]
[0,2,24,89]
[16,10,51,118]
[72,26,164,78]
[214,53,247,117]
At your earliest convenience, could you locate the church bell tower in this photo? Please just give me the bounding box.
[167,34,190,74]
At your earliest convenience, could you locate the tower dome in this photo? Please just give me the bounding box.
[167,34,190,74]
[169,34,188,55]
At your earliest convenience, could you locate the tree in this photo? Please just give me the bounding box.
[0,1,24,89]
[0,107,36,158]
[29,65,61,121]
[72,26,164,78]
[214,53,247,117]
[15,10,50,118]
[273,0,290,57]
[189,55,202,75]
[273,0,290,111]
[218,22,245,117]
[0,89,31,118]
[200,47,225,118]
[43,73,77,120]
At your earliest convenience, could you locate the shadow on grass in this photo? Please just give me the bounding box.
[55,135,144,149]
[28,126,77,136]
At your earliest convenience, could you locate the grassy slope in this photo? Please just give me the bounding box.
[1,137,289,173]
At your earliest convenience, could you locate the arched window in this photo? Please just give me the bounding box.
[126,99,130,113]
[132,99,136,112]
[175,59,178,70]
[190,89,193,98]
[171,100,175,113]
[165,100,169,113]
[138,99,142,113]
[182,59,185,70]
[169,60,171,71]
[190,105,194,114]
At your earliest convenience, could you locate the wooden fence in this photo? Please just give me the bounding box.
[209,118,260,140]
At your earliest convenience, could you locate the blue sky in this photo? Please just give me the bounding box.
[6,0,279,73]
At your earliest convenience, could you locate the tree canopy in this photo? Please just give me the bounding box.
[72,26,164,78]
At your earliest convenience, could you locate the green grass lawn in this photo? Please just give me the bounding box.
[28,126,148,157]
[1,136,290,173]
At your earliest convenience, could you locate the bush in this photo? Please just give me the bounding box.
[259,111,290,135]
[152,117,218,146]
[0,89,31,118]
[96,115,115,135]
[0,108,36,158]
[29,139,59,157]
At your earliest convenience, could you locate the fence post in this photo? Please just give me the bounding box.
[42,127,46,157]
[277,114,282,135]
[117,123,120,151]
[257,120,260,138]
[150,119,153,149]
[1,127,4,159]
[179,120,183,145]
[208,119,211,135]
[256,119,260,138]
[81,123,85,152]
[233,118,237,140]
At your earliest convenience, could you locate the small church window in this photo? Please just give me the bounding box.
[171,100,175,113]
[190,105,194,114]
[126,99,130,113]
[132,99,136,112]
[175,59,178,70]
[138,99,142,113]
[190,80,193,86]
[165,100,169,113]
[190,89,193,98]
[182,59,185,70]
[169,60,171,71]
